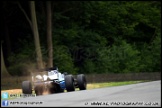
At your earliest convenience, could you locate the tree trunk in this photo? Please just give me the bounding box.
[3,9,12,59]
[46,1,53,68]
[1,42,11,78]
[30,1,44,69]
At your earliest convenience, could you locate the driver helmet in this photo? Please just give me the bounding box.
[35,75,42,80]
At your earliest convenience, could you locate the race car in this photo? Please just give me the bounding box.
[21,67,87,96]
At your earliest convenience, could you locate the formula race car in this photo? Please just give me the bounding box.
[22,67,87,96]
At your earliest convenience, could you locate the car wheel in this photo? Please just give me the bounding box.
[65,75,75,92]
[77,74,87,90]
[22,81,32,94]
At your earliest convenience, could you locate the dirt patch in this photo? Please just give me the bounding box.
[42,90,51,95]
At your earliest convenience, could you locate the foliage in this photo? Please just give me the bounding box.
[2,1,161,76]
[53,45,78,74]
[7,40,37,76]
[97,40,141,73]
[139,32,161,72]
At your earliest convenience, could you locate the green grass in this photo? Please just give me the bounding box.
[72,80,148,91]
[86,80,148,90]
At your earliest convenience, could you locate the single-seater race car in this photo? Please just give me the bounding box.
[22,67,87,96]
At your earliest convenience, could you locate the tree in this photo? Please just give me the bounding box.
[46,1,53,68]
[29,1,44,69]
[18,1,53,69]
[3,6,12,59]
[1,42,11,77]
[2,1,161,75]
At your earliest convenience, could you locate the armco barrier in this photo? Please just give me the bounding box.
[85,72,161,83]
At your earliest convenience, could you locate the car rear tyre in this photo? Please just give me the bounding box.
[65,75,75,92]
[77,74,87,90]
[22,81,32,94]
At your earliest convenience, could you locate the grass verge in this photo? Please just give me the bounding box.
[87,80,148,90]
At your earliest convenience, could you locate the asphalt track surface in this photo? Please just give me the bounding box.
[3,80,161,107]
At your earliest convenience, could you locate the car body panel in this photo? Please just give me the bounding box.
[32,69,66,90]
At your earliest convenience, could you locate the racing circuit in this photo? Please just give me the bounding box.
[5,80,161,107]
